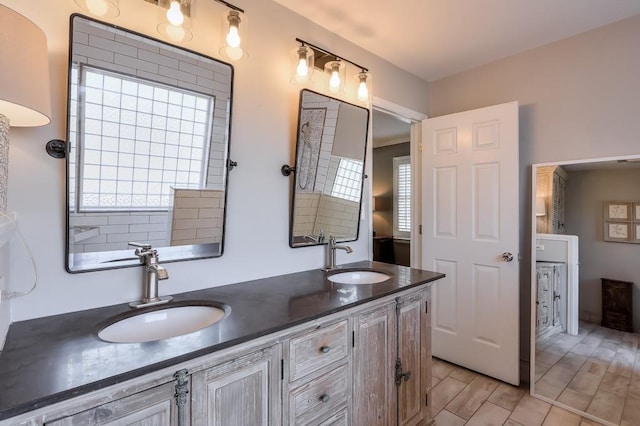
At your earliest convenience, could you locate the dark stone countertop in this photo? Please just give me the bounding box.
[0,261,444,420]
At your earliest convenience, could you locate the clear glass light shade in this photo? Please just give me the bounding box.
[157,0,192,43]
[220,10,248,61]
[74,0,120,18]
[354,71,371,105]
[324,61,345,94]
[291,46,314,84]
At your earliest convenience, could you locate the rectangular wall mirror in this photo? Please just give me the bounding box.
[288,89,370,248]
[530,155,640,425]
[66,15,233,272]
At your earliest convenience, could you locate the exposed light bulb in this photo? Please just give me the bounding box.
[296,49,309,77]
[166,1,184,26]
[357,73,369,102]
[226,12,242,48]
[297,58,308,77]
[86,0,109,16]
[329,64,341,91]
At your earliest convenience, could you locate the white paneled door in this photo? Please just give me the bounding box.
[422,102,520,385]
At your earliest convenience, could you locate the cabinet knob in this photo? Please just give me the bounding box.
[319,393,330,403]
[320,345,331,353]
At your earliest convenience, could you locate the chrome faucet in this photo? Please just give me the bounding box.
[323,236,353,271]
[128,242,172,308]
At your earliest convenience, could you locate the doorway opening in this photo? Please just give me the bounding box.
[371,109,412,266]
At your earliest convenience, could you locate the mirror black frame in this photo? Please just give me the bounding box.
[288,89,370,248]
[65,14,235,273]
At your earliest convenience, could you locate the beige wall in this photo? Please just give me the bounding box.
[564,168,640,331]
[428,14,640,374]
[2,0,430,323]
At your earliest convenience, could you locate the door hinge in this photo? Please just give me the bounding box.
[425,301,428,314]
[352,330,355,348]
[280,358,284,380]
[395,358,411,386]
[419,224,422,235]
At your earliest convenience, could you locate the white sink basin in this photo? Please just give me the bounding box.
[327,270,390,285]
[98,305,226,343]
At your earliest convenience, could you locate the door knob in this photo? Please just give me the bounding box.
[501,252,514,262]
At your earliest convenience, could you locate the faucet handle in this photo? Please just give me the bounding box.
[129,241,152,250]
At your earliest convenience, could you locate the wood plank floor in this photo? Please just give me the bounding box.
[432,357,607,425]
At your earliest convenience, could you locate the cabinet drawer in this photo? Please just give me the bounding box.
[289,320,348,381]
[315,408,348,426]
[288,364,348,425]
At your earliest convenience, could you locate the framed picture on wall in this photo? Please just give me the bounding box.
[604,201,632,221]
[604,221,632,242]
[634,203,640,221]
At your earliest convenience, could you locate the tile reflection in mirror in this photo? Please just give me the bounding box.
[289,89,370,248]
[66,15,233,272]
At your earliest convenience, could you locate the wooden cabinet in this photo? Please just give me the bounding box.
[8,285,433,426]
[536,165,568,234]
[536,262,564,337]
[397,290,430,426]
[353,301,397,426]
[353,288,431,426]
[45,378,186,426]
[284,320,350,425]
[191,344,282,426]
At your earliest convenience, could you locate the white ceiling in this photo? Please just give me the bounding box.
[273,0,640,82]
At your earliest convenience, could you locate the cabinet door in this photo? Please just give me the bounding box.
[397,290,430,426]
[353,302,396,426]
[191,344,282,426]
[45,380,182,426]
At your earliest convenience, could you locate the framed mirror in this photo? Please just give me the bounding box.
[530,155,640,425]
[66,15,233,272]
[288,89,370,247]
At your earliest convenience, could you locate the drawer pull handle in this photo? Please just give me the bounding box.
[320,394,331,403]
[320,345,331,353]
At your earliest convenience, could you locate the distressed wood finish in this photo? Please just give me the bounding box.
[353,302,397,426]
[45,380,182,425]
[5,283,434,426]
[288,320,349,381]
[397,290,430,426]
[316,408,348,425]
[191,344,282,426]
[288,364,348,424]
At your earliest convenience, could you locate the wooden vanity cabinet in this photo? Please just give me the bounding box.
[284,319,351,425]
[353,288,432,426]
[44,379,185,426]
[191,344,282,426]
[4,284,433,426]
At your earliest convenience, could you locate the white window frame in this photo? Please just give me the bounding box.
[393,155,411,239]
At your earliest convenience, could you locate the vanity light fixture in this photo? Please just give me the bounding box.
[356,70,370,103]
[293,38,370,102]
[218,1,247,61]
[155,0,193,43]
[325,60,345,94]
[74,0,120,18]
[291,44,314,84]
[0,5,52,212]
